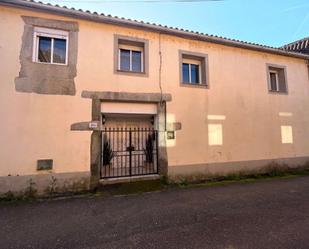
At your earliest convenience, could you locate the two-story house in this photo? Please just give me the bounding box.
[1,0,309,195]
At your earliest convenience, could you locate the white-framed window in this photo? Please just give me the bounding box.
[267,65,287,93]
[179,51,208,87]
[182,58,202,84]
[118,44,144,73]
[269,70,279,92]
[32,27,69,65]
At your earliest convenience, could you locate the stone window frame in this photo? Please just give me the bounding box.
[179,50,209,89]
[15,16,78,96]
[266,63,288,94]
[114,34,149,77]
[32,27,69,66]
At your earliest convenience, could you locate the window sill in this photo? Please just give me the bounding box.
[180,82,208,89]
[268,90,288,95]
[32,61,68,66]
[115,69,148,77]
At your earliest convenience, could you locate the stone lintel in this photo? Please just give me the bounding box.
[71,121,101,131]
[81,91,172,103]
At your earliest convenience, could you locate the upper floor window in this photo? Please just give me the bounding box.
[180,51,208,87]
[119,44,143,72]
[114,35,149,76]
[33,27,68,65]
[182,58,201,84]
[267,64,287,93]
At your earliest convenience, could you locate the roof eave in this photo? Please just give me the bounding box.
[1,0,309,60]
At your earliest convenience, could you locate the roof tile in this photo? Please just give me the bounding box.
[1,0,309,59]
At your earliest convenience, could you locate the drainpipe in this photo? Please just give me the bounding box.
[158,32,167,131]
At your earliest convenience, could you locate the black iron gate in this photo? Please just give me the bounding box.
[100,128,158,178]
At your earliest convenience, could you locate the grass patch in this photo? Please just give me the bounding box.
[2,164,309,203]
[185,174,301,189]
[171,165,309,189]
[0,191,23,203]
[96,167,309,197]
[96,179,168,197]
[0,191,38,203]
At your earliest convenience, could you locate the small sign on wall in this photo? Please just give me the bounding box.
[167,131,175,140]
[89,122,98,129]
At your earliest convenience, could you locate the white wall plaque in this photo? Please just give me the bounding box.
[89,122,98,129]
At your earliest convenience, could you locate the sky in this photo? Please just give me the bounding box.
[40,0,309,47]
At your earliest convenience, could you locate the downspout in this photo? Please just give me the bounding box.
[157,32,169,176]
[158,32,166,130]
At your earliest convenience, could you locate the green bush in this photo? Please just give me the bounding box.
[144,134,154,163]
[103,134,114,166]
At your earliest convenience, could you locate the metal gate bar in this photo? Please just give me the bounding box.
[100,128,158,179]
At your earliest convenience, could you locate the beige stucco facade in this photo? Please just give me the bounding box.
[1,4,309,194]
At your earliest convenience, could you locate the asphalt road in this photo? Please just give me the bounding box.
[1,176,309,249]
